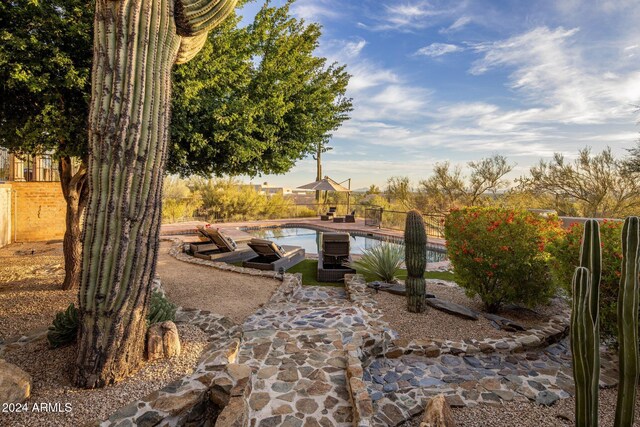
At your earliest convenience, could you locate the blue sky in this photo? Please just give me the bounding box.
[238,0,640,190]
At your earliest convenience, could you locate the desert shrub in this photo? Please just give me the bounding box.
[47,304,79,348]
[47,293,177,348]
[547,219,624,338]
[349,242,404,283]
[148,291,177,325]
[445,207,562,313]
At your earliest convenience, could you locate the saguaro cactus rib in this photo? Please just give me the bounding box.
[615,217,640,427]
[76,0,236,388]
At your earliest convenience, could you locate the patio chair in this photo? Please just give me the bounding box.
[326,206,337,217]
[345,210,356,223]
[317,232,356,282]
[243,238,306,271]
[188,226,254,263]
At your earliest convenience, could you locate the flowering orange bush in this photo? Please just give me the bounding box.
[445,207,562,313]
[547,219,624,338]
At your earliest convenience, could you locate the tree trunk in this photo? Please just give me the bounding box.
[315,144,322,203]
[74,0,236,388]
[59,157,88,290]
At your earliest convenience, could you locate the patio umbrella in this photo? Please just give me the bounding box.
[298,176,351,212]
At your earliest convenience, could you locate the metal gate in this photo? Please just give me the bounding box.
[364,206,382,227]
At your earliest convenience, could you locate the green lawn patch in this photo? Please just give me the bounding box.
[287,260,343,287]
[232,259,455,286]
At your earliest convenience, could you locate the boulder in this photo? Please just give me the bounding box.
[420,394,455,427]
[0,359,31,403]
[425,298,479,320]
[146,321,181,361]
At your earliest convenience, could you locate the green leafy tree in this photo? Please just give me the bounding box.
[169,2,351,178]
[1,0,351,292]
[0,0,92,290]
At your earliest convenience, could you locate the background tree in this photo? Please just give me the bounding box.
[0,0,92,290]
[519,147,640,217]
[418,154,514,213]
[385,176,413,209]
[168,2,351,179]
[1,0,351,290]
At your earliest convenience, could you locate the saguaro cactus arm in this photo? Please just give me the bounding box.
[615,216,640,427]
[175,0,238,37]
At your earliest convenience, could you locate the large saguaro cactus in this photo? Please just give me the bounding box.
[75,0,236,388]
[570,217,640,427]
[405,210,427,313]
[615,217,640,427]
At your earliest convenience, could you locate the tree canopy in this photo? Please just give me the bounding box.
[0,0,352,177]
[0,0,92,158]
[169,1,352,177]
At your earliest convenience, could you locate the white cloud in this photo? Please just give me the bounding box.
[415,42,463,57]
[440,16,472,33]
[290,0,340,22]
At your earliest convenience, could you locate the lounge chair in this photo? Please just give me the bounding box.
[188,226,253,263]
[345,210,356,223]
[243,238,305,271]
[317,232,356,282]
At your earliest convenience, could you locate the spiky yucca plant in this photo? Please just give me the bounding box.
[349,242,404,283]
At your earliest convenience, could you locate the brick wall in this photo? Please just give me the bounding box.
[0,182,67,244]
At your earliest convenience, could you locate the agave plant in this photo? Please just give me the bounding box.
[349,241,404,283]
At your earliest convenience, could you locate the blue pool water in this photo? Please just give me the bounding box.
[247,227,447,262]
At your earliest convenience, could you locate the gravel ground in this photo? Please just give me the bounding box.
[402,386,640,426]
[0,242,74,341]
[156,241,280,324]
[2,323,207,426]
[374,282,568,342]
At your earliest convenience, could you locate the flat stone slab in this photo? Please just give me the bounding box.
[425,298,480,320]
[481,313,526,332]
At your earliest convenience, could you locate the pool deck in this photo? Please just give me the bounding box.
[160,217,446,247]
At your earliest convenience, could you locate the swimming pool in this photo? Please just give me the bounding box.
[246,226,447,262]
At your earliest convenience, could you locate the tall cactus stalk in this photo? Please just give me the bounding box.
[75,0,236,388]
[571,219,601,427]
[614,217,640,427]
[405,210,427,313]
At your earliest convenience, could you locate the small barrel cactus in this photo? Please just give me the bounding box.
[405,210,427,313]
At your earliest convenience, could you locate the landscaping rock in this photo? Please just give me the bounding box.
[481,313,526,332]
[420,394,455,427]
[425,298,479,320]
[0,359,31,403]
[146,321,181,361]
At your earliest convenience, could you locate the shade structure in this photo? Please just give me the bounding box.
[297,176,350,192]
[297,176,351,212]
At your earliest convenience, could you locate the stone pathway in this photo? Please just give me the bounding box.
[239,284,376,427]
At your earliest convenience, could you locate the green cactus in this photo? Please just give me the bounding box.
[615,217,640,427]
[147,291,177,326]
[75,0,237,388]
[47,304,79,349]
[571,217,640,427]
[405,210,427,313]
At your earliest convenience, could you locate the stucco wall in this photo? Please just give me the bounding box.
[0,185,11,247]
